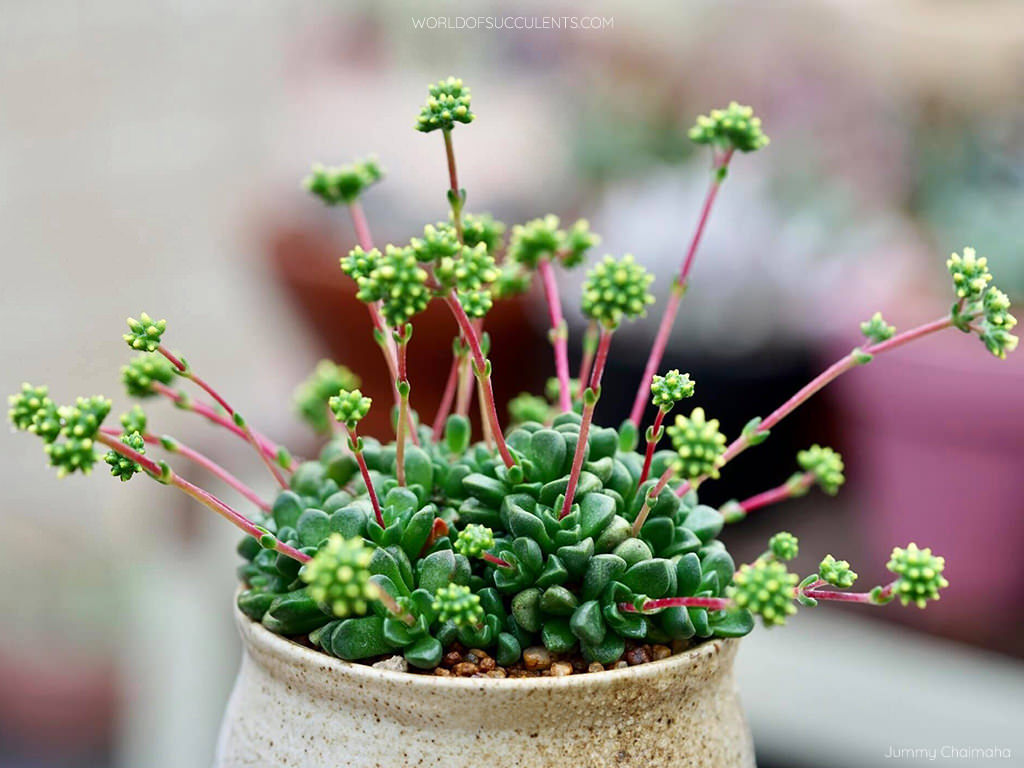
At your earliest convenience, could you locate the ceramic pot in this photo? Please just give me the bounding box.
[214,604,755,767]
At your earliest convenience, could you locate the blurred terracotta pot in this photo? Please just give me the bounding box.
[268,224,547,439]
[214,605,754,767]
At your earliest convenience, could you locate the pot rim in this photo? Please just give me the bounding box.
[235,599,739,691]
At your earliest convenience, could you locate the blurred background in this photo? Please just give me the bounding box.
[1,1,1021,766]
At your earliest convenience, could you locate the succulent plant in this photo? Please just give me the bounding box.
[10,77,1012,677]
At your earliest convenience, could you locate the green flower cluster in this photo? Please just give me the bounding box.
[581,254,655,330]
[454,524,496,558]
[356,245,431,326]
[860,312,895,343]
[123,313,166,353]
[432,583,483,627]
[294,360,361,434]
[304,157,383,205]
[436,242,500,318]
[8,383,58,439]
[122,353,176,398]
[508,392,550,425]
[667,407,727,481]
[948,248,1018,360]
[728,559,797,626]
[797,445,845,495]
[120,405,148,434]
[340,245,380,283]
[507,216,599,269]
[818,554,857,588]
[460,213,506,254]
[415,77,474,133]
[45,396,112,477]
[302,534,378,618]
[886,543,948,608]
[688,102,769,153]
[104,431,145,482]
[328,389,371,428]
[409,223,461,263]
[650,370,695,412]
[769,532,799,562]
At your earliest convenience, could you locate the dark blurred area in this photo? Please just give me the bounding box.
[1,1,1021,766]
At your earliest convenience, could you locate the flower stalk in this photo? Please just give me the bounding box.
[537,258,572,412]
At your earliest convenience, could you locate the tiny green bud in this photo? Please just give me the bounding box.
[104,431,146,482]
[329,388,372,429]
[946,247,992,302]
[688,102,769,153]
[507,215,563,269]
[432,583,483,627]
[121,353,176,398]
[796,445,845,495]
[357,245,431,326]
[728,559,797,627]
[886,543,949,609]
[409,222,461,263]
[460,212,506,254]
[304,156,383,206]
[301,534,378,618]
[769,532,799,562]
[8,384,60,442]
[650,369,695,412]
[415,77,474,133]
[341,245,382,283]
[120,405,148,435]
[123,313,166,353]
[851,347,873,365]
[818,554,857,588]
[860,312,895,343]
[666,407,727,481]
[581,254,655,330]
[294,360,361,434]
[454,524,496,558]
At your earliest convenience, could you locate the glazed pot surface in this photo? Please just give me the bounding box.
[215,605,755,767]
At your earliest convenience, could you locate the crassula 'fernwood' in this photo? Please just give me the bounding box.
[11,78,1016,672]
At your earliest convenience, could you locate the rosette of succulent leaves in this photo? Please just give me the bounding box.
[10,80,1013,671]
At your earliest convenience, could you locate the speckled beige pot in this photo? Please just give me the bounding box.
[214,605,755,767]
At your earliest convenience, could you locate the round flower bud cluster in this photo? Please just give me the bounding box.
[581,254,655,330]
[304,157,383,206]
[460,212,506,254]
[301,534,378,618]
[886,543,948,609]
[415,77,474,133]
[8,383,54,434]
[507,215,599,270]
[436,242,500,319]
[979,287,1018,360]
[860,312,895,343]
[409,223,461,263]
[432,583,484,627]
[797,445,845,495]
[491,263,532,299]
[454,524,496,558]
[340,245,381,283]
[769,532,799,562]
[45,396,112,477]
[294,360,361,434]
[728,559,798,627]
[123,313,166,353]
[120,405,148,435]
[122,353,176,398]
[688,102,769,153]
[104,431,145,482]
[356,245,431,326]
[818,554,857,588]
[947,247,992,301]
[508,392,550,425]
[947,249,1018,359]
[328,388,372,428]
[650,369,695,412]
[667,407,727,481]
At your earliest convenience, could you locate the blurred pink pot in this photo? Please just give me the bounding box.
[833,333,1024,652]
[214,605,755,767]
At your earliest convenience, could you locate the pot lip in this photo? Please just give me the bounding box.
[234,600,739,690]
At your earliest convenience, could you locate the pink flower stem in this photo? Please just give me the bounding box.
[631,463,677,536]
[431,354,461,441]
[802,581,897,605]
[537,258,572,412]
[482,552,513,569]
[638,409,666,486]
[455,350,473,418]
[738,473,812,515]
[394,331,411,486]
[345,425,384,527]
[576,321,598,401]
[620,596,733,613]
[150,382,291,471]
[442,129,464,241]
[102,427,271,512]
[559,328,613,519]
[96,433,309,563]
[628,149,734,426]
[156,346,288,489]
[443,292,516,469]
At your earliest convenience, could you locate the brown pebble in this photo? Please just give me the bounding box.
[613,660,628,669]
[453,662,479,677]
[652,644,672,661]
[625,646,653,666]
[485,669,507,678]
[550,662,573,677]
[468,648,488,658]
[587,662,604,674]
[442,650,462,668]
[434,667,452,677]
[671,638,689,654]
[463,652,480,664]
[522,646,553,671]
[479,656,496,672]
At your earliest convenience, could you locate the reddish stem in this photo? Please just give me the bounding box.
[97,433,308,563]
[443,293,515,468]
[738,473,812,514]
[628,150,733,426]
[576,321,598,401]
[620,596,732,613]
[420,517,449,557]
[156,346,288,489]
[559,328,613,519]
[395,336,410,486]
[442,129,463,241]
[638,409,666,486]
[631,463,677,536]
[537,258,572,412]
[347,425,384,528]
[482,552,513,569]
[803,581,897,605]
[431,354,461,441]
